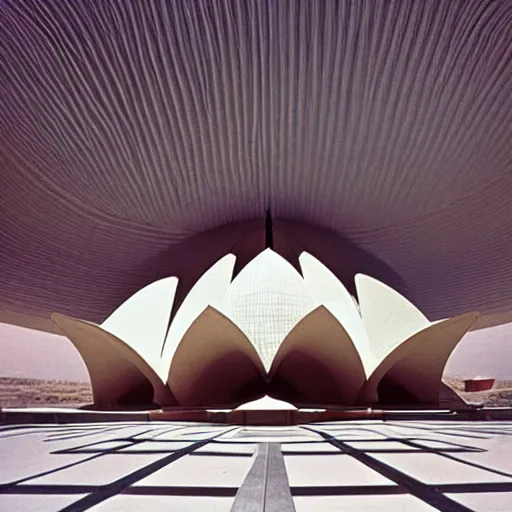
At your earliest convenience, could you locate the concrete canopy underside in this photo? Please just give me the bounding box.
[1,0,511,334]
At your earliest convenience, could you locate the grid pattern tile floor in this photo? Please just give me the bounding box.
[0,420,511,511]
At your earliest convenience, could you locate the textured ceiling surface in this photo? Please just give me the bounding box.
[1,0,511,333]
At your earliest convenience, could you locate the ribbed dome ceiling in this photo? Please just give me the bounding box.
[1,0,511,332]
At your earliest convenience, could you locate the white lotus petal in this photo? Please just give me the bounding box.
[355,274,429,369]
[102,277,178,369]
[160,254,236,379]
[300,252,373,375]
[269,306,366,406]
[219,248,317,370]
[52,313,176,406]
[358,312,479,404]
[168,306,266,407]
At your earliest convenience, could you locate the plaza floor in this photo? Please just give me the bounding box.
[0,419,511,511]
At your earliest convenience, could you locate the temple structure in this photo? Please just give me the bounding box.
[53,250,479,408]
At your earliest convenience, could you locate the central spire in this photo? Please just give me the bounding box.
[265,208,273,249]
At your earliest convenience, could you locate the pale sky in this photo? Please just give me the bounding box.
[0,323,88,381]
[0,320,511,382]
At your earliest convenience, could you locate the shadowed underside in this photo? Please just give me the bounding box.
[268,307,366,406]
[168,307,267,407]
[0,0,511,335]
[51,313,176,407]
[357,313,481,404]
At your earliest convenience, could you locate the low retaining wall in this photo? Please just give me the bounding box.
[2,406,512,425]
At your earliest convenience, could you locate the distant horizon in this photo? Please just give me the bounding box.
[1,320,511,383]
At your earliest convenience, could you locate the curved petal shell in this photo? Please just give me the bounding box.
[168,306,266,407]
[358,312,480,405]
[300,252,373,375]
[52,313,176,407]
[160,254,236,379]
[355,274,430,370]
[101,277,178,369]
[219,248,316,369]
[268,306,366,406]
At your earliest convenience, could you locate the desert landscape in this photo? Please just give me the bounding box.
[0,377,511,409]
[443,377,512,408]
[0,378,92,408]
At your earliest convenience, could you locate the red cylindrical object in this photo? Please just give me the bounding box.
[464,378,495,392]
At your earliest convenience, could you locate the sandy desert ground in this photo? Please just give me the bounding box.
[443,377,512,408]
[0,378,92,408]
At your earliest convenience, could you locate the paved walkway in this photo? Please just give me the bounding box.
[0,420,511,511]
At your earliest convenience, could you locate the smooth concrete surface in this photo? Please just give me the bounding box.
[355,274,429,364]
[359,312,480,404]
[90,495,234,511]
[293,495,437,511]
[0,420,511,511]
[299,252,373,372]
[268,306,366,405]
[162,254,237,379]
[100,277,178,371]
[52,314,176,407]
[168,307,266,407]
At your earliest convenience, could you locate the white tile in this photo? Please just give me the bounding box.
[452,436,512,474]
[447,492,512,511]
[80,441,133,451]
[90,495,234,511]
[194,443,257,455]
[345,441,419,451]
[119,441,192,452]
[372,453,512,484]
[294,494,437,511]
[0,494,85,512]
[0,445,89,485]
[281,442,340,453]
[284,454,396,487]
[22,454,163,486]
[133,454,253,487]
[411,439,470,449]
[317,427,387,441]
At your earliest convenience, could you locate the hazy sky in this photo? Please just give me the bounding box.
[0,320,511,382]
[0,323,88,381]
